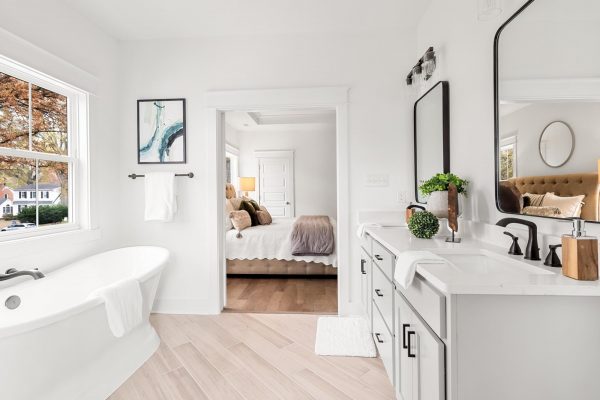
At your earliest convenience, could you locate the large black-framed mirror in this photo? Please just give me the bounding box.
[494,0,600,223]
[414,81,450,203]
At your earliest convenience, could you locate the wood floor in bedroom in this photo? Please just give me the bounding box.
[226,277,338,313]
[109,313,394,400]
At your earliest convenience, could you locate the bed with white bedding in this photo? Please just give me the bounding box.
[226,217,337,275]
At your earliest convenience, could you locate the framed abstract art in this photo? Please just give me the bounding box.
[137,98,187,164]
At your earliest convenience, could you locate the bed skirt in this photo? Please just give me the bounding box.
[226,259,337,276]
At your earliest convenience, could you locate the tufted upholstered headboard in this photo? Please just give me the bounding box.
[508,173,599,221]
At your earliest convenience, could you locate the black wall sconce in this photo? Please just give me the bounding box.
[406,47,436,85]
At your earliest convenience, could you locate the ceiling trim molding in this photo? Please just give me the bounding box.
[500,78,600,102]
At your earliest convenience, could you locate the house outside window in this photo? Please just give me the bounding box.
[0,56,89,238]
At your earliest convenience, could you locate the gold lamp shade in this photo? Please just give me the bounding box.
[239,177,256,196]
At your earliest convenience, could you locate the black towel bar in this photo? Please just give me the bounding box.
[128,172,194,179]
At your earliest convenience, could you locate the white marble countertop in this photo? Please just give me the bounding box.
[366,226,600,296]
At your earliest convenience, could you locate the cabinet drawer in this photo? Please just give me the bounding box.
[360,233,372,256]
[373,264,394,332]
[373,304,395,387]
[397,274,446,338]
[372,239,394,279]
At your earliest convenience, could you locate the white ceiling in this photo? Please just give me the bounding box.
[59,0,432,40]
[226,108,335,132]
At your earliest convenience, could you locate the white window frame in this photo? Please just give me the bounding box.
[499,135,518,180]
[0,55,90,241]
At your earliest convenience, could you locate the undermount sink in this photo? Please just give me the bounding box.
[432,250,554,276]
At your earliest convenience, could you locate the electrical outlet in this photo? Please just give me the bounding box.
[365,173,390,187]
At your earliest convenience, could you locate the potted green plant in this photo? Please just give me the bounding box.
[418,173,468,218]
[408,211,440,239]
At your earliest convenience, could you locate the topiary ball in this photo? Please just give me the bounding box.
[408,211,440,239]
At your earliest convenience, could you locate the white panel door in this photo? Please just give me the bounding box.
[257,151,294,218]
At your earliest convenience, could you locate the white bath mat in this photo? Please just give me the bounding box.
[314,316,376,357]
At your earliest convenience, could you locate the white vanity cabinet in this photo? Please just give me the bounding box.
[396,290,445,400]
[359,234,373,327]
[360,233,446,400]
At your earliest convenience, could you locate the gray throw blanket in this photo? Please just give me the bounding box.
[290,216,335,256]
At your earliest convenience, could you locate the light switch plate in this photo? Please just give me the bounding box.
[365,173,390,187]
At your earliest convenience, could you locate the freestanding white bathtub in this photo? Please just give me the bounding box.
[0,246,169,400]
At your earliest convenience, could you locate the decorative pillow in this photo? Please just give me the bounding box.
[522,206,562,217]
[229,197,243,211]
[256,212,272,226]
[224,199,234,230]
[541,193,585,218]
[523,193,547,207]
[225,183,236,199]
[249,199,260,211]
[229,210,251,231]
[240,200,259,226]
[498,181,523,213]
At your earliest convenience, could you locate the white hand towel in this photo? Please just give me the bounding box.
[356,223,381,239]
[144,172,177,222]
[89,278,143,338]
[394,250,446,289]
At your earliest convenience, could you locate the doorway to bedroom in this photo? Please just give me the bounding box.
[223,107,338,313]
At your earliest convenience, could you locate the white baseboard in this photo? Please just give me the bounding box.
[152,298,220,315]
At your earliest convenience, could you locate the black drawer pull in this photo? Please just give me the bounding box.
[374,254,384,261]
[374,289,383,297]
[360,259,366,274]
[402,323,410,349]
[407,331,416,358]
[375,333,384,343]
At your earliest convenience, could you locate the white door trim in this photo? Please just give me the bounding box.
[255,150,295,218]
[205,87,351,315]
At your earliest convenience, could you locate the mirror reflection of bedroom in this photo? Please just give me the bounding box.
[224,108,338,313]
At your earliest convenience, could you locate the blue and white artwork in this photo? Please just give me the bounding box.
[137,98,186,164]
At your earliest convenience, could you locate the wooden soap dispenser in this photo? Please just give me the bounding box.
[562,218,599,281]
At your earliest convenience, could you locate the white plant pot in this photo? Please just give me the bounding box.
[425,191,466,220]
[426,191,449,218]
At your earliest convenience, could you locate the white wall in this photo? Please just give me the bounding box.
[416,0,600,237]
[0,0,121,282]
[501,102,600,177]
[236,127,337,218]
[117,30,417,313]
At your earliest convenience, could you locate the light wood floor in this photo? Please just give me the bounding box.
[109,313,394,400]
[226,277,338,313]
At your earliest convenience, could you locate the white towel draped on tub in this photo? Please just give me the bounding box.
[144,172,177,222]
[89,278,143,338]
[394,250,446,289]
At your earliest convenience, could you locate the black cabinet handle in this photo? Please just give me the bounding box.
[360,259,366,274]
[375,333,384,343]
[374,254,383,261]
[374,289,383,297]
[407,331,416,358]
[402,323,410,349]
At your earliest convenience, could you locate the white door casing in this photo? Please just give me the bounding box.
[206,87,350,315]
[256,150,294,218]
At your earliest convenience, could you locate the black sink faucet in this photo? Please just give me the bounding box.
[496,218,541,261]
[0,268,45,281]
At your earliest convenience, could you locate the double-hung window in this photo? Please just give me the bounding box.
[0,56,88,238]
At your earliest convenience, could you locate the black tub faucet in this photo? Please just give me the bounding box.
[496,218,541,261]
[0,268,45,282]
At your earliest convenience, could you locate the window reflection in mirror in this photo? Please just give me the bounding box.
[495,0,600,222]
